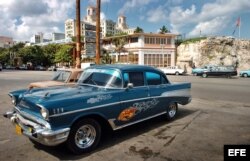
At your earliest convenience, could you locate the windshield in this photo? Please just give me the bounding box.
[52,70,71,82]
[78,68,122,88]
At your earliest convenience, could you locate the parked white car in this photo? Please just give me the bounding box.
[158,66,186,75]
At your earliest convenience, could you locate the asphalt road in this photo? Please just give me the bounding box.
[0,70,250,161]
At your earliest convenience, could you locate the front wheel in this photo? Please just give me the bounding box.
[166,102,178,120]
[67,118,101,154]
[202,73,207,78]
[175,72,179,76]
[243,73,248,78]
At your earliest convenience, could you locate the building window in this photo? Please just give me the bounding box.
[144,54,171,67]
[156,38,161,44]
[161,38,166,44]
[167,38,171,44]
[130,37,138,43]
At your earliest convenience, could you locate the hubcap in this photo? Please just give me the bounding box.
[75,124,96,149]
[244,74,248,77]
[168,103,177,118]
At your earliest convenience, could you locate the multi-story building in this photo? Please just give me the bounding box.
[52,33,65,41]
[0,36,13,48]
[101,19,116,38]
[65,19,77,39]
[30,33,43,44]
[102,33,177,67]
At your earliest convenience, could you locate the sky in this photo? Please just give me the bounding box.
[0,0,250,41]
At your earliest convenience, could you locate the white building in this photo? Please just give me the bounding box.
[30,33,43,44]
[102,33,177,67]
[101,19,116,38]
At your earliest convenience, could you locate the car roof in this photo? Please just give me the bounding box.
[87,64,160,72]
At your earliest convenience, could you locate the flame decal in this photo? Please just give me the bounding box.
[118,107,137,121]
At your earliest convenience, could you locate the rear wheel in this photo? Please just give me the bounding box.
[175,72,179,76]
[243,73,248,78]
[67,118,101,154]
[166,102,178,120]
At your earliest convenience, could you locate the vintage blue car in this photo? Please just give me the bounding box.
[4,65,191,154]
[239,69,250,78]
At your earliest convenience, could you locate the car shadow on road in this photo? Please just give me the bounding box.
[32,108,197,160]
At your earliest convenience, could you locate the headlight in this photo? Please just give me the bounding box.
[40,108,49,120]
[11,96,17,105]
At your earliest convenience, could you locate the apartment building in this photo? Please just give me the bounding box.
[102,33,177,67]
[0,36,13,48]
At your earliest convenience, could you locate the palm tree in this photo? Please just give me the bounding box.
[134,26,144,33]
[114,37,126,62]
[159,25,169,34]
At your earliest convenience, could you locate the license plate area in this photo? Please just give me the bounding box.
[15,124,22,135]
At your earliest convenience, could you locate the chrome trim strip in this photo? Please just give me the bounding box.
[109,111,167,130]
[50,97,152,118]
[49,92,191,118]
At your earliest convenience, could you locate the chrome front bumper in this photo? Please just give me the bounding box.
[3,110,70,146]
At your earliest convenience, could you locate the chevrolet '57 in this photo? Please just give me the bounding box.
[4,65,192,154]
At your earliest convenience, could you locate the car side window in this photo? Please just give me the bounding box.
[123,72,144,87]
[161,75,169,84]
[146,72,161,85]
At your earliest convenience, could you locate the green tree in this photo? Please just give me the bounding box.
[0,48,10,65]
[101,48,112,64]
[113,37,126,62]
[134,26,144,33]
[42,44,61,66]
[71,36,84,42]
[54,45,73,65]
[159,25,169,34]
[18,45,44,66]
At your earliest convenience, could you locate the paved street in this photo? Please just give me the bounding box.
[0,70,250,161]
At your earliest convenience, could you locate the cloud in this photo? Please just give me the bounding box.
[101,12,106,20]
[118,0,154,15]
[146,6,168,23]
[89,0,110,4]
[169,0,250,37]
[188,17,230,37]
[0,0,74,41]
[169,5,196,31]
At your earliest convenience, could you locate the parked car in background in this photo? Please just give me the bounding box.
[200,66,237,78]
[29,68,83,88]
[5,65,15,70]
[47,66,57,71]
[239,69,250,78]
[158,66,186,75]
[35,65,46,71]
[191,65,217,76]
[4,65,191,154]
[19,65,28,70]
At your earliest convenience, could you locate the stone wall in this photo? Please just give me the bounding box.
[177,37,250,73]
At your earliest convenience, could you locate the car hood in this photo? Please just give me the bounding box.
[24,85,100,102]
[17,85,120,115]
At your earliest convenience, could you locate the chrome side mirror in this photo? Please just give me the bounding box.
[126,83,134,89]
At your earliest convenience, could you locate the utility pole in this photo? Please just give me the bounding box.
[96,0,100,64]
[76,0,81,68]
